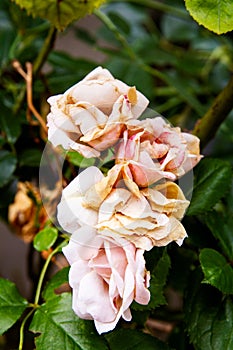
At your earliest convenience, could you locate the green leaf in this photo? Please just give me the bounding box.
[106,328,170,350]
[67,152,95,168]
[13,0,106,30]
[161,71,205,116]
[30,293,108,350]
[33,227,58,252]
[185,0,233,35]
[106,59,154,100]
[19,148,42,167]
[0,179,17,209]
[0,105,21,144]
[200,248,233,294]
[211,298,233,349]
[0,151,17,188]
[185,279,233,350]
[162,14,199,42]
[187,158,232,216]
[0,7,16,67]
[43,267,69,301]
[0,278,28,335]
[133,249,171,311]
[205,212,233,260]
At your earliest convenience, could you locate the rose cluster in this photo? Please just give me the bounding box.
[47,67,202,334]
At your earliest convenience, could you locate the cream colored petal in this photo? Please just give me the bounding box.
[140,140,169,159]
[85,124,123,152]
[98,188,132,222]
[114,214,164,230]
[47,113,79,149]
[142,182,189,219]
[119,192,150,218]
[57,196,98,233]
[108,95,133,124]
[70,102,107,135]
[150,216,187,247]
[70,142,100,157]
[84,164,122,209]
[121,164,141,197]
[182,132,201,156]
[122,234,153,250]
[82,66,114,81]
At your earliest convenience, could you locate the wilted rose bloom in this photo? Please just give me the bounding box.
[58,167,189,250]
[62,226,150,334]
[8,182,47,242]
[115,117,202,186]
[47,66,149,157]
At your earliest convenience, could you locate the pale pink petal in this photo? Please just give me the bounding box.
[68,260,90,287]
[134,249,150,305]
[76,271,116,323]
[86,124,123,151]
[68,226,102,260]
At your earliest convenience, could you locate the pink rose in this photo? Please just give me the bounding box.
[47,67,149,157]
[62,226,150,334]
[115,117,202,186]
[58,167,189,250]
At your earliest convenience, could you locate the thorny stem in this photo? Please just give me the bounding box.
[193,74,233,148]
[109,0,188,18]
[13,26,57,116]
[13,61,48,134]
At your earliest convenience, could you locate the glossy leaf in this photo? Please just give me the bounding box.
[185,0,233,34]
[187,158,232,216]
[0,6,16,67]
[205,212,233,260]
[185,280,233,350]
[0,151,17,188]
[0,104,21,144]
[43,267,69,301]
[33,227,58,252]
[67,152,95,168]
[200,248,233,294]
[0,278,28,335]
[162,71,205,116]
[106,59,154,99]
[19,148,42,167]
[12,0,106,30]
[106,328,170,350]
[30,293,108,350]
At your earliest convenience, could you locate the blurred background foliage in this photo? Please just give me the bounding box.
[0,0,233,349]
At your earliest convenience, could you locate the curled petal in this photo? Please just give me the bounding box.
[62,229,150,334]
[47,66,149,155]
